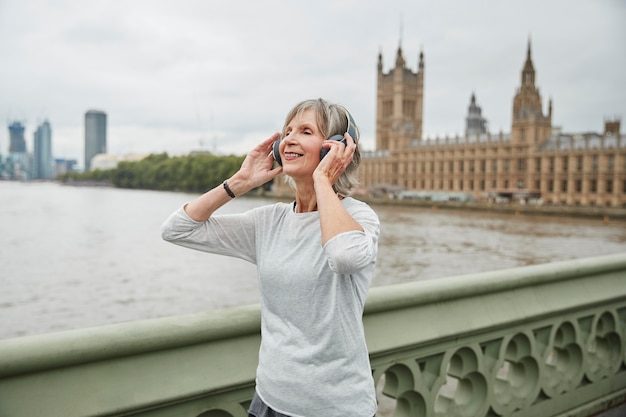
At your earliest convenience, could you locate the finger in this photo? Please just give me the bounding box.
[270,166,283,176]
[344,133,358,155]
[322,142,341,160]
[336,135,351,157]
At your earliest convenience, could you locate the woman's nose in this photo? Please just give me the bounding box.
[283,133,298,145]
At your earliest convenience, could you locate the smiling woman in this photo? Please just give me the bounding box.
[161,98,379,417]
[274,99,362,201]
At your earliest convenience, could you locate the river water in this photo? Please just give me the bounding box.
[1,181,625,339]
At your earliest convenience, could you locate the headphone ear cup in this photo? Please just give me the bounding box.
[320,134,347,160]
[272,138,282,166]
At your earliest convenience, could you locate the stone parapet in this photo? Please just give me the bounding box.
[1,253,625,416]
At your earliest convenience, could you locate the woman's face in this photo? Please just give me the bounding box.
[279,108,325,179]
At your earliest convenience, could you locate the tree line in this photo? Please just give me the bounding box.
[58,153,252,193]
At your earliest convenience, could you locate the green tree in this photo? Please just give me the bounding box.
[59,152,250,193]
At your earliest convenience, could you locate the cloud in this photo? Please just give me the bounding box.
[0,0,624,167]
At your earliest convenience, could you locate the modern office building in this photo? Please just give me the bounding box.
[8,121,27,153]
[6,121,29,180]
[33,120,54,179]
[84,110,107,171]
[359,40,626,207]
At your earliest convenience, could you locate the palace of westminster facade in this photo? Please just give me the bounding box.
[358,41,625,208]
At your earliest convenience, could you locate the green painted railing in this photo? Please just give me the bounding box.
[1,253,625,417]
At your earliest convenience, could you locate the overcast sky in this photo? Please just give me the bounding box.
[1,0,624,167]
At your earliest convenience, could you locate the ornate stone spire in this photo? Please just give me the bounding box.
[522,37,535,87]
[395,44,405,68]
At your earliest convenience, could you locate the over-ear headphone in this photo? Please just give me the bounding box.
[272,109,357,166]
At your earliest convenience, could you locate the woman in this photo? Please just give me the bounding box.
[161,98,379,417]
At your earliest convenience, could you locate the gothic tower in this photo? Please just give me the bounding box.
[511,39,552,143]
[376,44,424,151]
[465,92,488,136]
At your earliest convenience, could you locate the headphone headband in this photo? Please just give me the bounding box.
[344,109,357,142]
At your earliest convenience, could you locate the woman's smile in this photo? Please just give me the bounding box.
[280,108,324,175]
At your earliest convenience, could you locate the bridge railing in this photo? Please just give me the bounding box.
[1,253,625,417]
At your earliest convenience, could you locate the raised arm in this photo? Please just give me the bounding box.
[184,134,283,222]
[313,132,363,246]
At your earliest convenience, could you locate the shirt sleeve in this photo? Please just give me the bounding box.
[161,205,258,264]
[322,201,380,274]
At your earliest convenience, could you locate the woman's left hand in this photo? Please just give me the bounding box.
[313,132,355,186]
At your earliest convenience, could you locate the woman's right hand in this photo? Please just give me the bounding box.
[184,134,283,222]
[228,133,283,196]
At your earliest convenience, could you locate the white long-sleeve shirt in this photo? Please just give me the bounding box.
[161,197,379,417]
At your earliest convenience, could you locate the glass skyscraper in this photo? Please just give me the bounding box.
[84,110,107,171]
[8,121,26,153]
[5,121,29,180]
[33,120,54,179]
